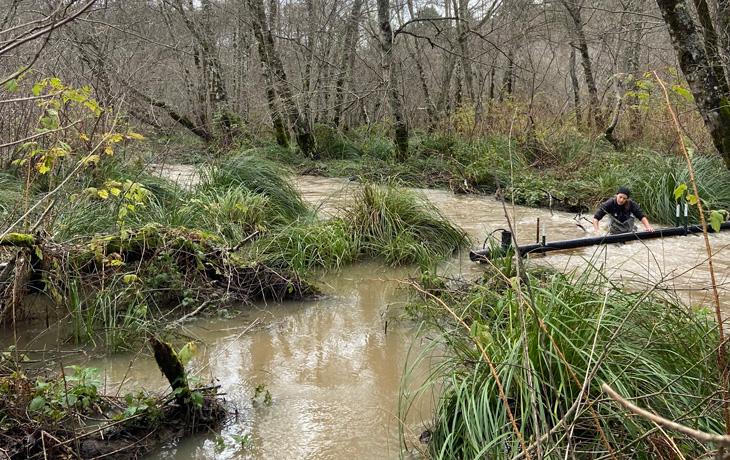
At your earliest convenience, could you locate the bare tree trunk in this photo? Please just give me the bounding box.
[436,0,456,122]
[624,26,643,138]
[454,0,475,104]
[718,0,730,64]
[377,0,408,158]
[656,0,730,168]
[406,0,436,130]
[500,49,514,101]
[173,0,232,143]
[333,0,364,127]
[436,50,457,120]
[247,0,289,146]
[302,0,316,125]
[569,46,582,131]
[234,10,249,116]
[692,0,730,96]
[248,0,317,157]
[562,0,600,130]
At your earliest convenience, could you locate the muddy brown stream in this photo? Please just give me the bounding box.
[10,167,730,459]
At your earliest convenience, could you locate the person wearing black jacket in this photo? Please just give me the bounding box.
[592,186,655,234]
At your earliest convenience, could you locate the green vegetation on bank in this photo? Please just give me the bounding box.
[402,261,724,458]
[226,126,730,225]
[253,183,469,270]
[2,151,468,351]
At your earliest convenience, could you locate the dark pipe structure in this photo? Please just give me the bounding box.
[470,222,730,262]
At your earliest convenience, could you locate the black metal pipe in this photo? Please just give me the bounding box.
[470,222,730,262]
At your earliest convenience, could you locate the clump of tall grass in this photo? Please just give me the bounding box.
[250,184,468,271]
[178,187,269,244]
[348,184,469,266]
[406,267,723,458]
[201,154,309,221]
[629,153,730,224]
[0,171,24,220]
[252,217,360,272]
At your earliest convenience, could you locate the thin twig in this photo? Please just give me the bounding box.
[603,383,730,446]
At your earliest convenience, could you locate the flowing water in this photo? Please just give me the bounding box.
[8,167,730,459]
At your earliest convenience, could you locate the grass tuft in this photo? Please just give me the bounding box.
[348,184,469,266]
[202,153,309,221]
[405,268,723,459]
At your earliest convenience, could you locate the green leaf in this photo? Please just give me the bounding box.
[5,79,18,93]
[687,194,698,206]
[190,390,204,408]
[36,156,52,175]
[29,396,46,411]
[178,342,197,366]
[671,84,694,102]
[710,210,725,233]
[673,183,687,201]
[32,82,44,96]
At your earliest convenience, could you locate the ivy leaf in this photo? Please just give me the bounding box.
[36,156,53,174]
[107,133,124,143]
[673,183,687,201]
[190,390,204,408]
[687,194,698,206]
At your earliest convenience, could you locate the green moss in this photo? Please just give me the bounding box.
[0,233,36,247]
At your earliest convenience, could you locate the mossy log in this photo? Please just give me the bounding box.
[3,225,315,323]
[149,336,191,407]
[0,233,36,247]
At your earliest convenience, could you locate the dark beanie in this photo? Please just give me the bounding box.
[617,186,631,197]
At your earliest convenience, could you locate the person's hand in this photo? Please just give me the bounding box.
[645,225,655,232]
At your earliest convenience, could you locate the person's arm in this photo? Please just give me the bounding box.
[631,201,654,231]
[592,217,601,233]
[592,200,610,233]
[640,216,654,232]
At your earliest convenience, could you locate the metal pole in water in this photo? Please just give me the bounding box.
[470,222,730,261]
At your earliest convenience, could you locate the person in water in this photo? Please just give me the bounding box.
[592,186,655,234]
